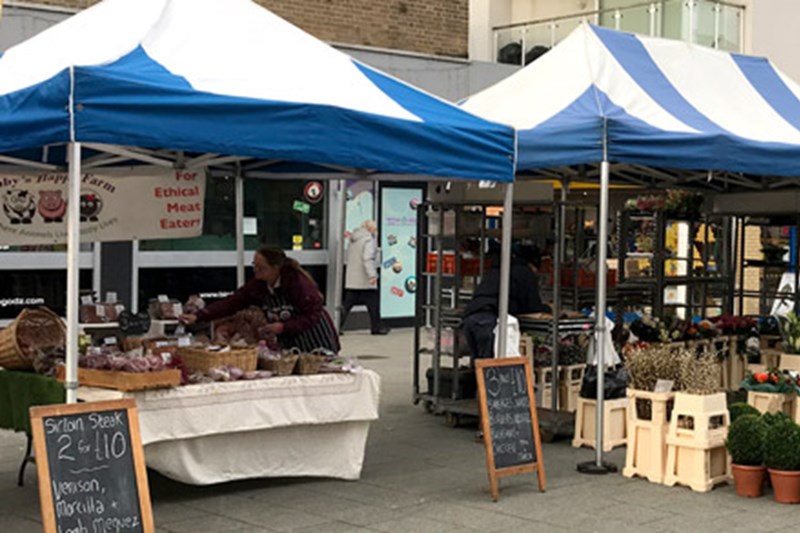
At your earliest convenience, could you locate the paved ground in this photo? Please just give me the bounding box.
[1,328,797,532]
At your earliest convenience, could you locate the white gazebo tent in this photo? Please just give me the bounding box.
[463,23,800,470]
[0,0,517,403]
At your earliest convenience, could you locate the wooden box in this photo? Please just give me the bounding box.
[623,389,675,484]
[747,390,795,416]
[663,392,730,492]
[572,397,628,452]
[57,366,181,392]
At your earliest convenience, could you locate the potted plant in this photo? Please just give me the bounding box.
[763,418,800,503]
[725,414,767,497]
[742,368,795,416]
[780,311,800,371]
[729,401,761,423]
[762,241,787,264]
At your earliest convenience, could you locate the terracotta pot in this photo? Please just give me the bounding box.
[768,469,800,504]
[731,464,766,497]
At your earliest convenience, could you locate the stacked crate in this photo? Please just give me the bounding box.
[663,393,730,492]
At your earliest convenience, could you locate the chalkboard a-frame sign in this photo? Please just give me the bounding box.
[476,356,546,501]
[29,399,154,533]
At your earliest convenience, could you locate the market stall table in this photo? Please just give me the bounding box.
[0,370,65,485]
[76,369,380,485]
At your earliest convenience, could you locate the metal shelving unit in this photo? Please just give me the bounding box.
[616,209,732,321]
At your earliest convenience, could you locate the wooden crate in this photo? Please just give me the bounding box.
[760,349,781,369]
[780,353,800,372]
[519,334,534,360]
[747,390,794,416]
[534,366,557,410]
[794,397,800,425]
[57,366,181,391]
[623,389,675,484]
[572,396,628,452]
[727,339,747,390]
[663,442,729,493]
[664,392,730,493]
[558,364,586,413]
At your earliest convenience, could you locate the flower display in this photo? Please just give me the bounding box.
[712,315,757,336]
[741,368,796,394]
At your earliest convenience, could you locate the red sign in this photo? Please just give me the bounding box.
[304,181,323,204]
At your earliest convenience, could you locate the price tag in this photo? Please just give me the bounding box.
[154,341,169,348]
[172,302,184,316]
[81,295,93,305]
[654,379,674,393]
[159,351,173,364]
[106,291,118,303]
[95,304,106,318]
[157,294,169,303]
[177,336,191,347]
[103,336,117,346]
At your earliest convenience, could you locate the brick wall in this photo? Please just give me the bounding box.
[21,0,469,57]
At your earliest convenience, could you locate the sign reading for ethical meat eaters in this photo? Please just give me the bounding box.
[0,169,206,245]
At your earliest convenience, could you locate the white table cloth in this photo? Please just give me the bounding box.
[77,370,380,484]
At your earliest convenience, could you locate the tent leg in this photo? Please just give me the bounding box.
[497,182,514,357]
[235,168,245,288]
[333,179,347,332]
[65,142,82,404]
[578,159,616,474]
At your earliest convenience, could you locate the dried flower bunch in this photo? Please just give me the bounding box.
[625,344,684,391]
[679,352,720,395]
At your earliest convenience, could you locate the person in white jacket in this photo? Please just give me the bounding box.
[341,220,389,335]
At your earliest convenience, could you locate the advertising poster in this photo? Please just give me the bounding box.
[380,187,421,318]
[0,169,206,245]
[345,180,375,249]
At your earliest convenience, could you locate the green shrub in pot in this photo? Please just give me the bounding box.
[764,419,800,472]
[725,414,766,466]
[729,402,760,424]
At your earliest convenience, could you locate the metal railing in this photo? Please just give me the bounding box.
[494,0,744,66]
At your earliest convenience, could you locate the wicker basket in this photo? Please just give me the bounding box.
[258,352,299,376]
[0,307,65,370]
[295,351,326,375]
[177,346,257,373]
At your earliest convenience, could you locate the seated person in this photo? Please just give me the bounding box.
[461,244,548,359]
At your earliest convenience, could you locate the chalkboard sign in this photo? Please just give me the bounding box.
[29,399,154,533]
[118,311,152,336]
[476,357,546,501]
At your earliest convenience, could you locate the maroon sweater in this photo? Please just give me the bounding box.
[197,266,328,338]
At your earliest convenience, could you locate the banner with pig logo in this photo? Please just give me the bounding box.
[0,169,206,245]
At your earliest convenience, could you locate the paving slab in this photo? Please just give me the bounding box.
[0,328,791,532]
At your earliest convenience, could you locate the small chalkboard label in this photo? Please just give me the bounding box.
[118,311,152,336]
[476,357,546,501]
[29,399,154,533]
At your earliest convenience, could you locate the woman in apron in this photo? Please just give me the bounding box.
[180,247,340,354]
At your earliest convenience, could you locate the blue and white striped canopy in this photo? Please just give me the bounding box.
[463,24,800,177]
[0,0,514,182]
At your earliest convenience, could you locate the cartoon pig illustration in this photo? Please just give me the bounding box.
[38,190,66,223]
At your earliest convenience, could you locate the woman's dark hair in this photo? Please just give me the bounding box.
[514,244,541,269]
[256,246,318,287]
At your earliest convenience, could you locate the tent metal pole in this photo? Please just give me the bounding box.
[497,182,514,357]
[235,167,245,288]
[594,160,610,465]
[333,179,348,331]
[131,240,139,314]
[65,142,82,404]
[92,242,102,299]
[578,159,616,474]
